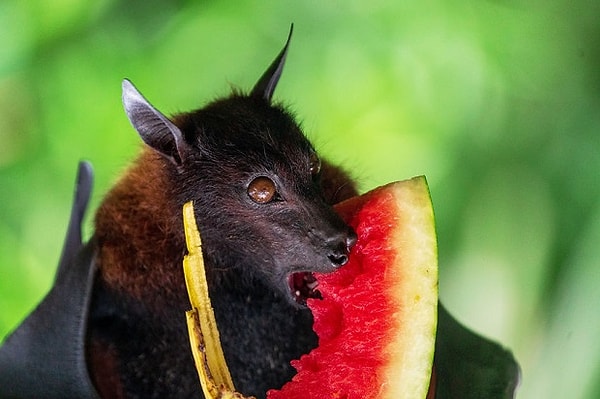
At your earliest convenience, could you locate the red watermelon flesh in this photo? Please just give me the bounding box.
[267,176,438,399]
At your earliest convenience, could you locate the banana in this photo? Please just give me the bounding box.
[182,201,255,399]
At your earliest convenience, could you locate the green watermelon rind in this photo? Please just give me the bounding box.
[374,177,438,398]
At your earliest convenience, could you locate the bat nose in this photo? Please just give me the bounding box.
[326,229,357,267]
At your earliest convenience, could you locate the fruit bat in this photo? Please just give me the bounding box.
[0,26,519,399]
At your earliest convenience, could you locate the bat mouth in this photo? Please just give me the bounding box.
[288,272,321,306]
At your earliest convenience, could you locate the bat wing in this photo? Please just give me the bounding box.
[0,161,100,399]
[434,303,521,398]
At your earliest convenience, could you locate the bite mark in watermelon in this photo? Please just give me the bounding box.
[268,176,438,399]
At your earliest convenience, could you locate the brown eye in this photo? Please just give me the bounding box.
[248,176,277,204]
[309,152,321,176]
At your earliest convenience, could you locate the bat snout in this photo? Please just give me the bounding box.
[325,228,357,268]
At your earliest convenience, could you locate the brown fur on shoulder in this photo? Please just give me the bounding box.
[319,159,359,204]
[94,148,187,308]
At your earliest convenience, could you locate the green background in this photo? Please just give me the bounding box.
[1,1,598,397]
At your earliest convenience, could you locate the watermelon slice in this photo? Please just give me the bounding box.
[267,176,438,399]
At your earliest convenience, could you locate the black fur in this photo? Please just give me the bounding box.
[174,95,355,295]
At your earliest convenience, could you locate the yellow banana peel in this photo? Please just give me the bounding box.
[182,201,255,399]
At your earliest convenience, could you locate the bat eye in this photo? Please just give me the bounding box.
[248,176,277,204]
[309,152,321,176]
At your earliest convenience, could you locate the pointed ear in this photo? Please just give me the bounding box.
[251,24,294,102]
[122,79,188,166]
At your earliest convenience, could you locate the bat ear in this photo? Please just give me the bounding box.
[250,24,294,102]
[122,79,189,166]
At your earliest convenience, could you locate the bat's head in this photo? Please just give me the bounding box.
[121,26,356,307]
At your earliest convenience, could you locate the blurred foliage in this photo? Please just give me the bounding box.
[0,0,598,397]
